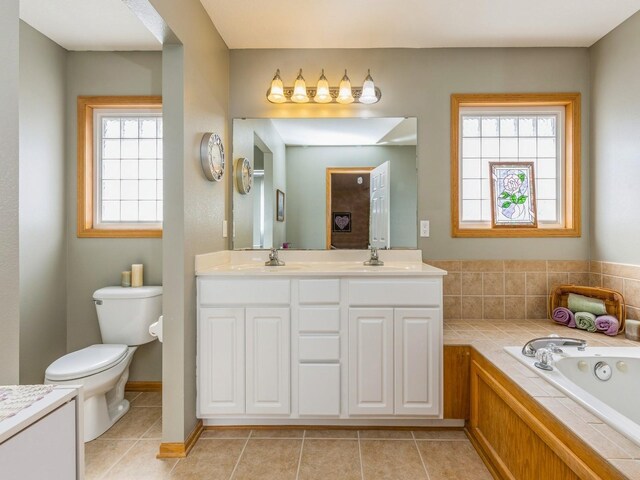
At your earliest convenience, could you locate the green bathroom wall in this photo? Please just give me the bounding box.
[0,0,20,385]
[590,10,640,265]
[64,51,164,383]
[229,47,591,260]
[19,21,68,384]
[148,0,230,444]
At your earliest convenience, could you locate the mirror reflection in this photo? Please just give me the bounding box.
[232,118,418,250]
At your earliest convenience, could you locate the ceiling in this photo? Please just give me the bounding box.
[270,118,417,146]
[201,0,640,49]
[19,0,160,51]
[18,0,640,52]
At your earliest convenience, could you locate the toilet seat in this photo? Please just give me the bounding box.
[45,344,128,381]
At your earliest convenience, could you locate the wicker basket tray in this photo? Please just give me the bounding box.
[549,285,626,334]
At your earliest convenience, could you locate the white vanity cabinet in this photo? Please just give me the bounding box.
[347,278,442,417]
[197,278,291,417]
[196,255,445,426]
[296,279,342,417]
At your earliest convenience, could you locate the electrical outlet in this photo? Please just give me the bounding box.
[223,220,228,238]
[420,220,430,237]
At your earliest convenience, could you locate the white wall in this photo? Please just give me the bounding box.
[19,21,68,384]
[0,0,20,385]
[230,48,591,260]
[285,145,417,249]
[590,10,640,264]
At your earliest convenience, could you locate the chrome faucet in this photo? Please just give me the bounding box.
[364,246,384,266]
[265,248,285,267]
[522,336,586,358]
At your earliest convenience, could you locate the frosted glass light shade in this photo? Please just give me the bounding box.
[290,69,309,103]
[267,69,286,104]
[336,70,354,104]
[314,69,332,103]
[359,69,378,104]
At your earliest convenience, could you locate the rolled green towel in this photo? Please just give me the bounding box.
[575,311,597,332]
[567,293,607,315]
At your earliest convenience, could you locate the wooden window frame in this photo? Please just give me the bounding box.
[77,96,163,238]
[450,93,581,238]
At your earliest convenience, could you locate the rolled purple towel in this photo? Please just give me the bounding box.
[595,315,619,336]
[552,307,576,328]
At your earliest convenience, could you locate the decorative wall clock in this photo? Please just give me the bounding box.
[235,157,253,194]
[200,133,225,182]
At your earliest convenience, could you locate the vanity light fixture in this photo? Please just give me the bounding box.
[336,70,355,104]
[314,69,332,104]
[290,69,309,103]
[267,69,286,104]
[359,69,378,105]
[266,69,381,104]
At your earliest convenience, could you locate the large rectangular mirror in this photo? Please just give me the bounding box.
[232,118,418,250]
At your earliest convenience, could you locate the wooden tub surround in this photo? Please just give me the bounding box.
[444,319,640,480]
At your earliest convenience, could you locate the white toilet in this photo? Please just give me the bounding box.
[45,286,162,442]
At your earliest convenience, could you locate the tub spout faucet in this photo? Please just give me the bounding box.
[364,247,384,266]
[522,337,587,357]
[265,248,285,266]
[534,348,555,371]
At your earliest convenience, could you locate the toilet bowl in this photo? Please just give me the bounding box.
[45,286,162,442]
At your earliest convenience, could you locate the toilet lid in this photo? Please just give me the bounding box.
[45,344,129,382]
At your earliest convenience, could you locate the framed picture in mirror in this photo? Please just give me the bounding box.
[276,189,285,222]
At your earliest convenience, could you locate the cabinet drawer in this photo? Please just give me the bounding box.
[299,335,340,362]
[299,364,340,416]
[299,307,340,333]
[199,279,290,305]
[348,279,441,306]
[299,279,340,304]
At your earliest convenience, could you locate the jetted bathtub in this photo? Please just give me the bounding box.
[505,345,640,447]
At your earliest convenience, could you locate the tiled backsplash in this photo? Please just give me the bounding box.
[428,260,592,320]
[429,259,640,320]
[589,261,640,320]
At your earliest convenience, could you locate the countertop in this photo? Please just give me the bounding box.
[445,318,640,479]
[0,385,79,444]
[195,249,447,277]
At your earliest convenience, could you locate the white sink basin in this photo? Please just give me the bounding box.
[229,264,305,272]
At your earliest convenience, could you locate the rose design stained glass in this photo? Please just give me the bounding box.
[489,162,537,227]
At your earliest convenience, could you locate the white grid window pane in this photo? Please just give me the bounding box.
[96,111,163,226]
[102,160,120,180]
[139,201,157,221]
[103,119,120,138]
[102,201,120,221]
[121,201,138,221]
[460,110,562,224]
[121,160,138,179]
[122,119,139,138]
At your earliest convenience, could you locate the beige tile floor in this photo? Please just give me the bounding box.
[86,392,492,480]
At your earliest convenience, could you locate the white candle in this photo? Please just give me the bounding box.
[121,271,131,287]
[131,264,144,287]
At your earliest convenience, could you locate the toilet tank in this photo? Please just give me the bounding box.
[93,286,162,346]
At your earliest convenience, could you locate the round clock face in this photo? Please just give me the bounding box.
[236,158,253,194]
[200,133,224,182]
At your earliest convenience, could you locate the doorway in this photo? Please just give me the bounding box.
[325,167,373,249]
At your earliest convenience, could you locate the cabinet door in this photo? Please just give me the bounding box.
[299,364,340,416]
[199,308,245,415]
[348,308,394,415]
[246,307,290,414]
[394,308,441,415]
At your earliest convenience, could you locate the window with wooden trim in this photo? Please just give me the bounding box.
[77,96,163,238]
[451,93,581,238]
